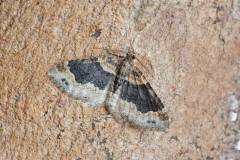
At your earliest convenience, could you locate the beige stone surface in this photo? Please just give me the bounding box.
[0,0,239,159]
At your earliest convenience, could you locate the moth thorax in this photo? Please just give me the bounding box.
[120,61,132,76]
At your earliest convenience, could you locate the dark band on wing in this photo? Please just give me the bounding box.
[120,80,164,114]
[68,58,114,90]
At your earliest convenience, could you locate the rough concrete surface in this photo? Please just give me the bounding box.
[0,0,240,160]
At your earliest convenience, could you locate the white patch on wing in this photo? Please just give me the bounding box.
[48,63,111,107]
[105,87,168,129]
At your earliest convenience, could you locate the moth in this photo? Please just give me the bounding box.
[48,51,169,129]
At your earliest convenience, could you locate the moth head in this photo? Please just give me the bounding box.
[126,52,135,60]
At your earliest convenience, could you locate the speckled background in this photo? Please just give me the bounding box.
[0,0,240,159]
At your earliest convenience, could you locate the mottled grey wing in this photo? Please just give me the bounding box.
[106,66,169,129]
[48,56,120,107]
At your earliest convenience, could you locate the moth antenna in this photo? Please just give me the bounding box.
[128,39,157,79]
[134,56,157,79]
[94,47,125,58]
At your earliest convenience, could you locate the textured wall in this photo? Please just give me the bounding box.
[0,0,240,159]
